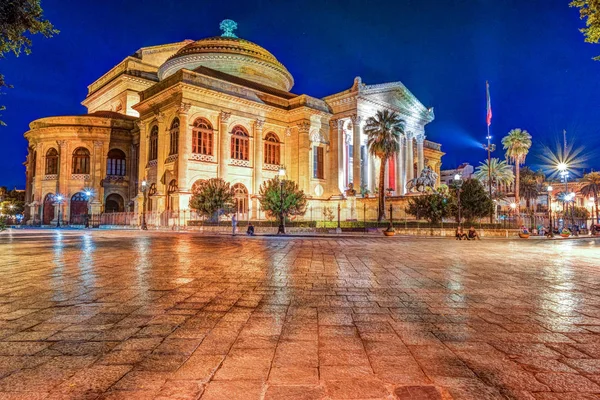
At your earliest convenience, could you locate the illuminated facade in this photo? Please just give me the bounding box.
[23,21,443,225]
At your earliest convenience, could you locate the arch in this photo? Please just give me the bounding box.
[147,183,157,212]
[106,148,126,176]
[43,193,55,224]
[148,125,159,162]
[231,125,249,161]
[169,118,179,156]
[105,193,124,213]
[69,192,88,224]
[232,182,249,218]
[45,148,59,175]
[192,118,213,155]
[263,132,280,165]
[72,147,90,174]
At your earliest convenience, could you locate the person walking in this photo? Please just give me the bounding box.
[232,214,237,236]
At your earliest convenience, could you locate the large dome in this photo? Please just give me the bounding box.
[158,29,294,91]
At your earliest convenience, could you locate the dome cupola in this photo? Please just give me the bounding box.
[158,20,294,91]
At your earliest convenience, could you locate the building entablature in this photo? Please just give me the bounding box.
[86,57,160,97]
[27,113,136,132]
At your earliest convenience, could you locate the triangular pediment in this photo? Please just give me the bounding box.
[361,82,428,115]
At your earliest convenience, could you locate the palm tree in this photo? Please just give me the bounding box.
[581,171,600,223]
[519,167,545,212]
[501,128,532,216]
[474,158,515,192]
[364,110,405,221]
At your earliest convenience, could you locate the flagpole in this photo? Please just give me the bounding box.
[485,81,494,224]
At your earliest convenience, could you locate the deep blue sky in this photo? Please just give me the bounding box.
[1,0,599,189]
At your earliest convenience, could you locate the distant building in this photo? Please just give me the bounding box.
[440,163,474,186]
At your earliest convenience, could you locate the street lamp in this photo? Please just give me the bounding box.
[55,195,64,228]
[510,202,517,227]
[84,189,93,228]
[547,185,553,237]
[140,180,148,230]
[454,173,463,226]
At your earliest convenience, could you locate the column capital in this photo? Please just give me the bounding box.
[178,102,192,115]
[254,119,265,130]
[351,114,363,125]
[135,121,145,131]
[285,127,292,137]
[297,121,311,133]
[220,111,232,123]
[415,133,426,143]
[153,109,165,123]
[329,119,338,129]
[56,140,67,148]
[405,131,414,140]
[93,140,104,148]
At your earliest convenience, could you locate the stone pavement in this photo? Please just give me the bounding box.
[0,230,600,400]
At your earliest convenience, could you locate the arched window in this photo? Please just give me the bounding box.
[232,183,248,216]
[105,193,124,213]
[169,118,179,156]
[167,179,178,211]
[264,132,280,165]
[72,147,90,174]
[107,149,126,176]
[192,118,213,155]
[148,125,158,162]
[231,126,249,161]
[45,148,59,175]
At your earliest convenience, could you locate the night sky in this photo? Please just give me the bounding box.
[1,0,599,189]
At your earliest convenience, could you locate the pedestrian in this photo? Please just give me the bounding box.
[232,214,237,236]
[247,222,255,236]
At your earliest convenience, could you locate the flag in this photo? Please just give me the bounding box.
[486,81,492,127]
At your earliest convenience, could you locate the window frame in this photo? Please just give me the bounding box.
[106,149,126,176]
[263,132,280,165]
[45,148,59,175]
[192,118,214,156]
[71,147,90,174]
[230,126,250,161]
[313,146,324,179]
[148,125,159,162]
[169,118,179,156]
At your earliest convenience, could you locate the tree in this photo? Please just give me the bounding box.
[452,179,494,223]
[1,0,58,125]
[189,178,235,221]
[258,177,307,226]
[474,158,515,193]
[501,128,532,216]
[0,188,25,216]
[405,187,455,224]
[570,0,600,60]
[580,171,600,222]
[519,167,545,211]
[364,110,405,221]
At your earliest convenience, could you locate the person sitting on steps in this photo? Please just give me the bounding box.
[468,226,481,240]
[455,226,469,240]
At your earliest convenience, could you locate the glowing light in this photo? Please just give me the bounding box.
[557,162,568,172]
[56,195,63,202]
[279,166,286,177]
[454,173,461,181]
[547,185,553,192]
[142,180,147,187]
[510,202,517,210]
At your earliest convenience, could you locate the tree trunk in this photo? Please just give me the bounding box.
[377,156,386,222]
[595,188,599,223]
[515,162,520,223]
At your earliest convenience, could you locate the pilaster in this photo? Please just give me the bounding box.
[219,111,231,179]
[177,102,191,192]
[416,134,425,176]
[396,136,405,195]
[253,119,265,194]
[297,121,311,193]
[405,132,415,183]
[154,111,166,201]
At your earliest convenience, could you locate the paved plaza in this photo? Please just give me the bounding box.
[1,231,600,399]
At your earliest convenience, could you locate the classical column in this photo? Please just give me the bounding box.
[333,119,344,194]
[395,136,405,195]
[405,132,415,183]
[297,121,311,193]
[416,134,425,176]
[93,140,104,213]
[135,122,146,214]
[351,115,362,189]
[219,111,232,179]
[369,154,376,193]
[177,102,191,192]
[253,119,265,194]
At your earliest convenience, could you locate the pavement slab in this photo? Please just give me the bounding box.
[0,229,599,399]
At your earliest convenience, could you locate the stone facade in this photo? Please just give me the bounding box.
[23,23,443,225]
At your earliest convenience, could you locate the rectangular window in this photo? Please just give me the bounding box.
[313,146,324,179]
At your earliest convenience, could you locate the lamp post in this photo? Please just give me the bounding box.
[547,185,553,237]
[454,173,463,226]
[84,190,93,228]
[510,202,517,228]
[140,180,148,230]
[482,138,496,224]
[278,166,286,235]
[55,195,64,228]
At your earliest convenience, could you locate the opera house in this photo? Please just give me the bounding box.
[23,20,443,225]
